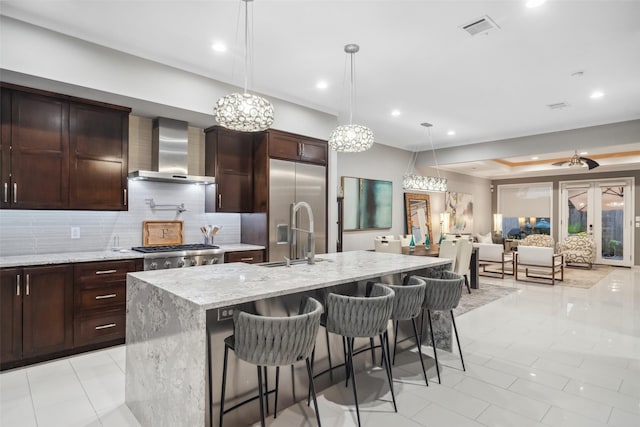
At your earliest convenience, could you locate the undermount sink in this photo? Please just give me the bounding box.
[259,258,327,268]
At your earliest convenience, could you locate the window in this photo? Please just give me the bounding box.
[498,183,553,239]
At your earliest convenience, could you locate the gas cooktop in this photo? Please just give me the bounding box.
[131,244,220,253]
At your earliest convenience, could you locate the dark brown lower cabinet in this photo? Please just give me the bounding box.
[0,264,74,368]
[224,250,265,264]
[0,259,141,370]
[0,268,22,365]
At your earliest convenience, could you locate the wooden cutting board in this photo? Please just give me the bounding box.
[142,221,184,246]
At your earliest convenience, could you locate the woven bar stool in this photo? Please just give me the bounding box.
[415,271,466,384]
[386,276,429,386]
[218,297,323,427]
[325,283,396,427]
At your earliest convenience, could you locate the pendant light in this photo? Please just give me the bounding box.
[214,0,274,132]
[402,122,448,192]
[328,44,374,152]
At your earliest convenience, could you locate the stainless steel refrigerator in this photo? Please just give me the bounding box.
[269,159,326,262]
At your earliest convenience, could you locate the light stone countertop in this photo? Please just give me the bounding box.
[0,243,265,268]
[127,250,449,310]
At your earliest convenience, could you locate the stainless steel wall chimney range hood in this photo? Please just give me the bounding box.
[128,117,215,184]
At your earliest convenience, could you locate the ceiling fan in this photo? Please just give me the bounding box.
[552,150,599,170]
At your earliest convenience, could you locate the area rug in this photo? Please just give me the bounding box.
[454,282,518,316]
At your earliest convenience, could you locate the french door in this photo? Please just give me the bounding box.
[560,179,634,267]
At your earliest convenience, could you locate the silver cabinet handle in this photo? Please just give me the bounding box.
[240,257,254,262]
[95,323,116,330]
[25,273,29,296]
[300,143,305,157]
[123,188,127,206]
[218,194,222,209]
[95,294,117,300]
[13,183,17,204]
[95,269,117,275]
[3,182,7,203]
[16,274,20,296]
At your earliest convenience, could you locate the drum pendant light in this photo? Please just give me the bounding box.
[214,0,274,132]
[328,44,374,152]
[403,122,448,192]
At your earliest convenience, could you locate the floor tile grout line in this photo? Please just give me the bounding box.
[68,359,105,426]
[24,368,40,427]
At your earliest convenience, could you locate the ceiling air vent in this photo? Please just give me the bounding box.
[461,15,500,36]
[547,102,570,110]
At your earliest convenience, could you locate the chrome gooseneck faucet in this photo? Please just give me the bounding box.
[290,201,315,264]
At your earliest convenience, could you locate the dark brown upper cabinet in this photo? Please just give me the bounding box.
[69,102,129,210]
[1,89,70,209]
[266,129,327,166]
[0,83,130,211]
[205,126,255,213]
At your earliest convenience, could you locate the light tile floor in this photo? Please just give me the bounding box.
[1,267,639,427]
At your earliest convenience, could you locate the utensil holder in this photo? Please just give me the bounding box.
[204,236,212,246]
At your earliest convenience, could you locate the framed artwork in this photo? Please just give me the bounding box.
[404,192,433,245]
[445,191,474,233]
[342,176,393,230]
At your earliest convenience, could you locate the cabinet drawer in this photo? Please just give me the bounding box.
[75,283,125,311]
[74,309,125,347]
[225,250,264,264]
[75,260,137,284]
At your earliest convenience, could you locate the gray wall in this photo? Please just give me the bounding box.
[492,170,639,266]
[337,144,492,251]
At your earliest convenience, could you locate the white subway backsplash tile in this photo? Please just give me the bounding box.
[0,181,241,256]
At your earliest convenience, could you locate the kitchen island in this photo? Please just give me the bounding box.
[125,250,450,426]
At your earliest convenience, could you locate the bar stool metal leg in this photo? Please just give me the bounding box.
[379,332,397,412]
[273,366,280,418]
[427,309,442,384]
[411,317,429,386]
[451,310,466,372]
[256,366,266,427]
[305,357,322,427]
[346,337,361,427]
[219,343,230,427]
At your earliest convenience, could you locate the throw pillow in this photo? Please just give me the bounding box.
[476,232,493,243]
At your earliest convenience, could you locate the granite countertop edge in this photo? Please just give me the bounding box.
[0,243,266,268]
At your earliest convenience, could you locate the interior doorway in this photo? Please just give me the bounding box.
[560,178,634,267]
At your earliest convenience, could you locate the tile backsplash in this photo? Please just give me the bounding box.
[0,181,240,256]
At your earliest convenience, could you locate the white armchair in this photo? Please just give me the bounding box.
[473,243,513,279]
[515,246,564,285]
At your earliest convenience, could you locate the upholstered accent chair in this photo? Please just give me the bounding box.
[557,235,596,269]
[520,234,555,248]
[515,246,564,285]
[473,243,514,279]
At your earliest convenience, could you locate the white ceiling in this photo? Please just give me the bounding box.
[2,0,640,173]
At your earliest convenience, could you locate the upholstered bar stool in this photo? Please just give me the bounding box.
[218,297,323,427]
[325,283,396,427]
[386,276,429,386]
[415,271,466,384]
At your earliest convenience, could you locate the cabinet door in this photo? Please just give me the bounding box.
[22,265,73,358]
[69,103,129,210]
[0,268,22,365]
[206,127,254,213]
[224,250,265,264]
[268,131,300,161]
[3,89,69,209]
[299,138,327,165]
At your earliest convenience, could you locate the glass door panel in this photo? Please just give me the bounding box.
[560,180,632,267]
[597,184,628,265]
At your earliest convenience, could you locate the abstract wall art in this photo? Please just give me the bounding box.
[445,191,474,233]
[342,176,393,230]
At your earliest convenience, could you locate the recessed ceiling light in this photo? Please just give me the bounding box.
[316,80,328,90]
[531,156,539,160]
[526,0,547,8]
[211,42,227,53]
[391,109,401,117]
[590,91,605,99]
[580,151,588,155]
[447,130,456,136]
